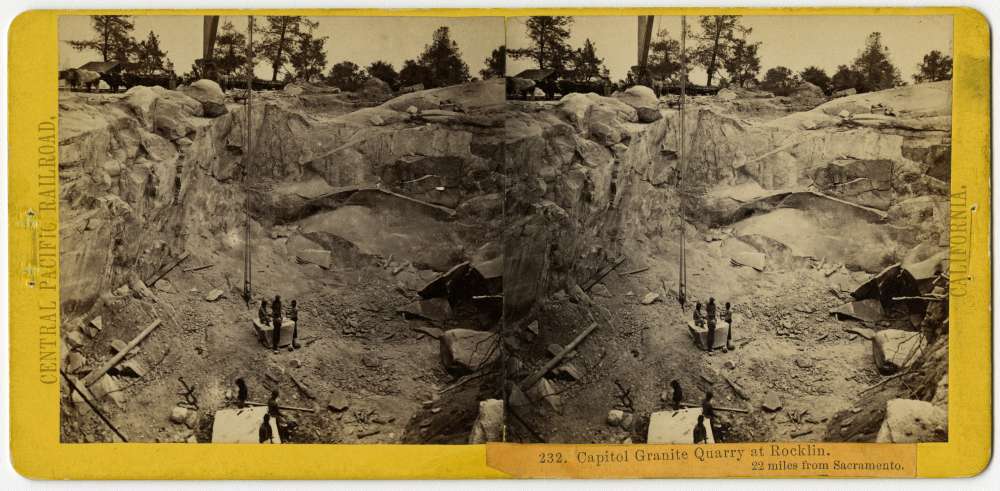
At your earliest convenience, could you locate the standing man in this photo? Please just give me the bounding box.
[268,388,283,441]
[670,380,684,411]
[706,297,717,353]
[693,414,708,444]
[722,302,734,352]
[289,300,299,350]
[235,378,248,408]
[701,390,716,420]
[271,295,283,353]
[259,414,274,443]
[267,389,281,421]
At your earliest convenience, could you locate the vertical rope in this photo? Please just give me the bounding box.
[678,15,688,304]
[243,16,254,305]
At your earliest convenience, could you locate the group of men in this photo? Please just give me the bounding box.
[232,378,285,444]
[692,297,735,354]
[258,295,299,354]
[668,379,716,444]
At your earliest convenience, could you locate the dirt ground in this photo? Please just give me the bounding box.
[61,228,466,444]
[511,227,886,444]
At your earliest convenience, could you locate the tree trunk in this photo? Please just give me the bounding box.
[271,20,287,82]
[706,19,721,87]
[102,22,110,62]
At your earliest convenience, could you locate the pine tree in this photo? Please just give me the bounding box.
[134,31,168,75]
[571,39,605,82]
[913,50,952,83]
[288,30,328,82]
[850,32,903,92]
[647,30,687,84]
[68,15,136,63]
[213,21,249,81]
[416,26,470,88]
[722,35,761,88]
[692,15,746,87]
[508,16,574,79]
[256,16,319,81]
[480,46,506,79]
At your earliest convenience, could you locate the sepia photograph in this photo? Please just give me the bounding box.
[55,11,953,448]
[57,14,507,444]
[503,14,952,445]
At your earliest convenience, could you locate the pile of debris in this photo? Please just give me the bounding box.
[824,247,949,442]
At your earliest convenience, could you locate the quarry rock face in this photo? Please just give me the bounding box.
[503,81,951,323]
[58,75,952,445]
[58,79,506,318]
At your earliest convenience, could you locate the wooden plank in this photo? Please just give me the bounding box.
[583,256,626,291]
[145,251,190,286]
[83,319,162,387]
[61,370,129,442]
[519,323,598,391]
[680,402,750,414]
[244,401,316,413]
[182,264,214,273]
[618,266,649,276]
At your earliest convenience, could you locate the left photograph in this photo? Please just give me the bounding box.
[57,14,507,444]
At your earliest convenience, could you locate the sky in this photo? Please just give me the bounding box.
[506,15,953,83]
[59,15,505,79]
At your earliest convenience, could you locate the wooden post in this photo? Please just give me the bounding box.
[82,319,161,386]
[519,322,598,391]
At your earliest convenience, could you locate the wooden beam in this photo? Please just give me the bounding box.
[182,264,213,273]
[83,319,162,386]
[583,257,626,291]
[245,401,316,413]
[680,402,750,414]
[145,251,190,286]
[519,322,598,391]
[618,266,649,276]
[61,371,129,442]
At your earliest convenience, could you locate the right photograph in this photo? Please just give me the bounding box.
[502,15,952,445]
